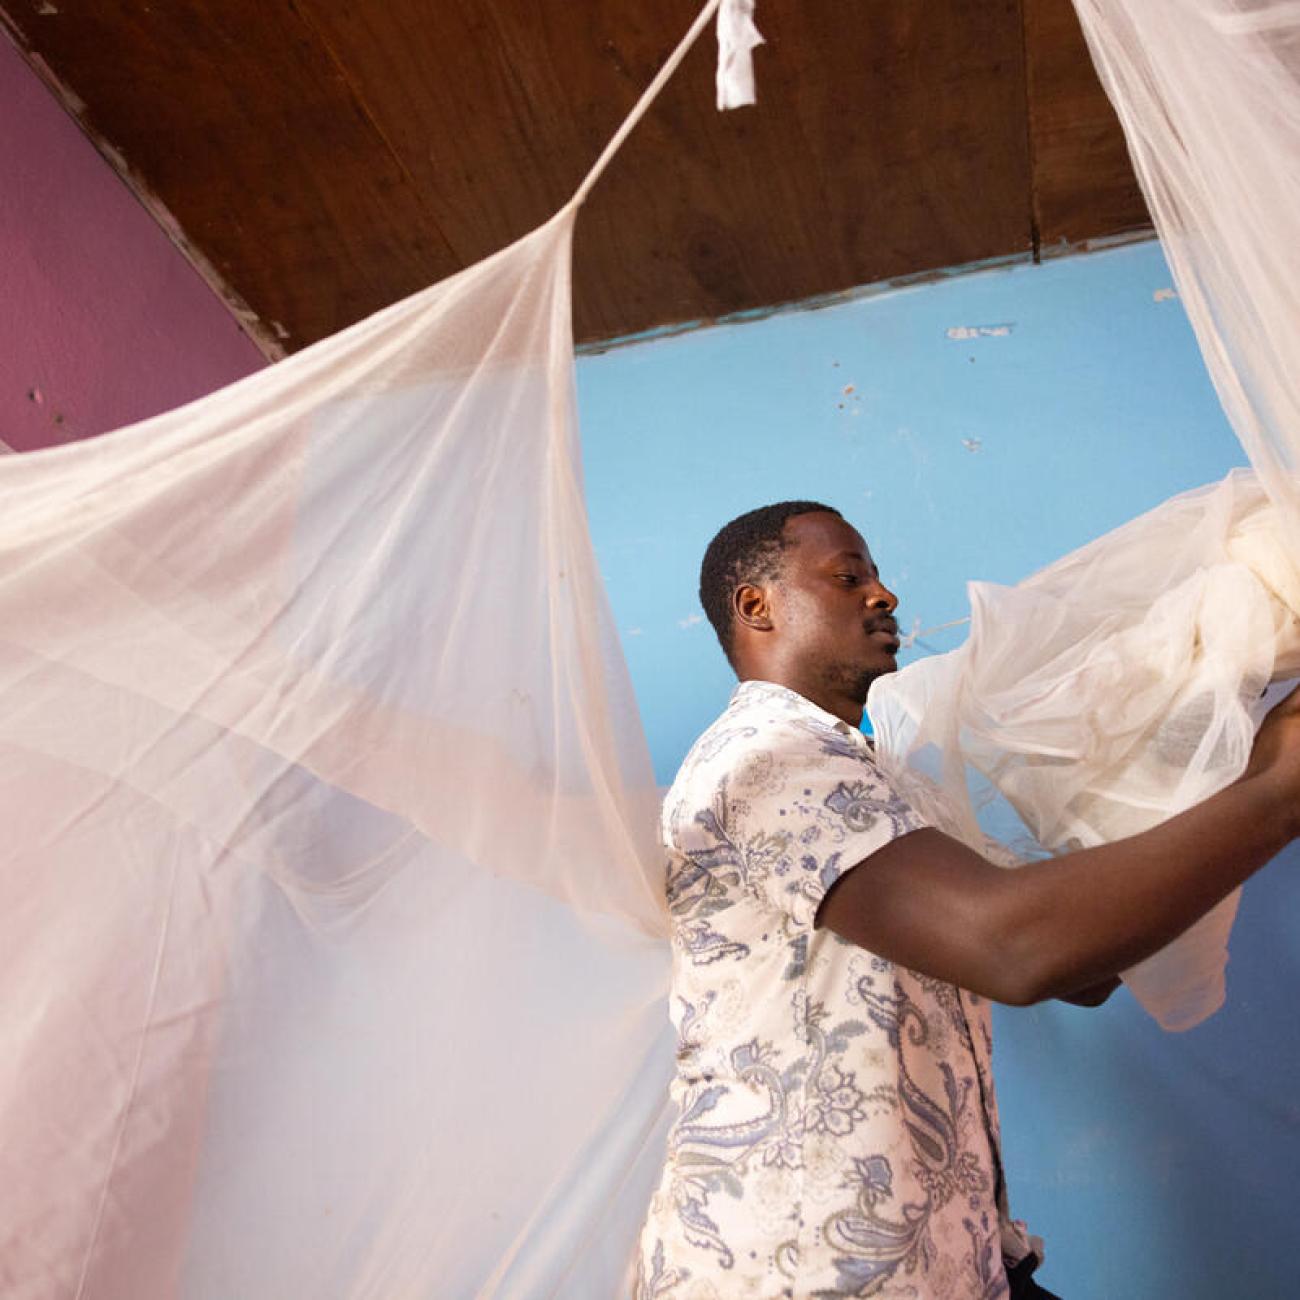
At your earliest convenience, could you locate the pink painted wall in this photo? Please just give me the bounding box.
[0,34,265,454]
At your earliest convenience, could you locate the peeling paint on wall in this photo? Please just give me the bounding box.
[837,381,863,416]
[946,324,1015,340]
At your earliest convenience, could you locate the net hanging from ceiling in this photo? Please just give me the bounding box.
[1,0,1298,1295]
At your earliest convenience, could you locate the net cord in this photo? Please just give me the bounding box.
[567,0,724,211]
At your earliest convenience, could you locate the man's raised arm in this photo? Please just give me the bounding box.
[817,688,1300,1006]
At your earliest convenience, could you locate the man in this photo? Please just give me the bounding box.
[635,501,1300,1300]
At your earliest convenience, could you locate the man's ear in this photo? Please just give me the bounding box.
[734,582,774,632]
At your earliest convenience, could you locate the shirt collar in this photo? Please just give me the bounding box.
[731,678,869,744]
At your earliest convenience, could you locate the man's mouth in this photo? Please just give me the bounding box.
[865,619,901,650]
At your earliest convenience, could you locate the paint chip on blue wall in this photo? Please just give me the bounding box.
[961,438,982,453]
[837,383,863,417]
[946,324,1014,340]
[678,613,704,630]
[1153,288,1179,302]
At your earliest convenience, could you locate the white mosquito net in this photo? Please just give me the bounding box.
[0,196,679,1297]
[1,0,1297,1295]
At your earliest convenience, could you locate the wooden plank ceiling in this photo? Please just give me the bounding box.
[1,0,1149,354]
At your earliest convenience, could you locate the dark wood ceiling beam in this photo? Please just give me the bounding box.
[2,1,1146,350]
[569,0,1034,339]
[2,0,462,347]
[1022,0,1150,252]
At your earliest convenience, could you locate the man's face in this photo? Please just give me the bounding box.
[769,511,901,699]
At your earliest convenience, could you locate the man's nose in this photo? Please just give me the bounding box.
[866,581,898,613]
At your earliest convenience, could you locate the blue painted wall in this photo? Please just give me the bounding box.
[577,240,1300,1299]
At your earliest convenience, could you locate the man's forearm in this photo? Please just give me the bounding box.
[1001,770,1295,1002]
[819,769,1295,1006]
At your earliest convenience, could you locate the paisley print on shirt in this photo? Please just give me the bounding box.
[637,680,1038,1299]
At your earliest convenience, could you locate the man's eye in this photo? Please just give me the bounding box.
[835,574,859,585]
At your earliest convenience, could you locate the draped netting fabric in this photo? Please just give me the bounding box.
[0,4,775,1293]
[2,0,1299,1296]
[0,199,681,1298]
[869,0,1300,1031]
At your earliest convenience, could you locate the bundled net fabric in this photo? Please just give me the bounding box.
[869,472,1300,1029]
[3,0,1300,1294]
[870,0,1300,1031]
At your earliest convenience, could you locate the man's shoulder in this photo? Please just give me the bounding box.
[665,686,875,825]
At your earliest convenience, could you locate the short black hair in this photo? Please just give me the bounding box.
[699,501,842,665]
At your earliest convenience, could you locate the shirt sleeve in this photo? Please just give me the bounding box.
[673,722,927,931]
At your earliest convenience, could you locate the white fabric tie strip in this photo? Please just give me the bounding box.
[716,0,765,109]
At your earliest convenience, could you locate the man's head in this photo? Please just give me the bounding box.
[699,502,900,722]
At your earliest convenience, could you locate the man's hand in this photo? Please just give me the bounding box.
[1241,683,1300,820]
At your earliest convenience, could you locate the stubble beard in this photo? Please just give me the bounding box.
[824,657,889,705]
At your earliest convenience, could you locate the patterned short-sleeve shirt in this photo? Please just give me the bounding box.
[636,680,1037,1300]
